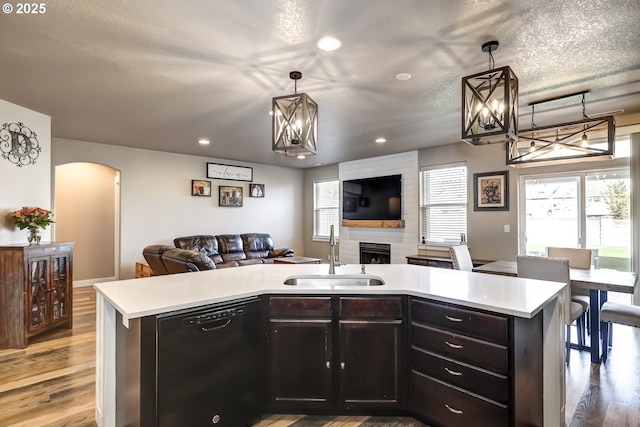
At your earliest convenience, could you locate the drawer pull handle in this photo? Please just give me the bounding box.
[444,367,463,376]
[445,341,463,349]
[445,315,463,322]
[445,404,464,415]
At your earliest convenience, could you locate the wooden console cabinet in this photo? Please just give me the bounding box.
[0,242,73,348]
[266,295,405,412]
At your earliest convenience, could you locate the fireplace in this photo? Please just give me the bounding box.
[359,242,391,264]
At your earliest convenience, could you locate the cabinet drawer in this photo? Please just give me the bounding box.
[411,347,508,404]
[411,371,508,427]
[411,323,508,374]
[339,296,403,319]
[269,297,331,318]
[411,299,508,344]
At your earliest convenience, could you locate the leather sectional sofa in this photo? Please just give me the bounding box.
[143,233,294,275]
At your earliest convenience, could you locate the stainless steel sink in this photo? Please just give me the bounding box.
[283,274,385,287]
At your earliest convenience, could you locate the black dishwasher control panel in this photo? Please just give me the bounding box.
[183,307,244,327]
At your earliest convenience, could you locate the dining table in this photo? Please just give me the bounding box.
[473,260,638,364]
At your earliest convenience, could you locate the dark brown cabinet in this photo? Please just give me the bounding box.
[266,295,405,412]
[267,296,333,408]
[0,243,73,348]
[410,297,543,427]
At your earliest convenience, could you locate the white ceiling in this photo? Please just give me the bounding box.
[1,0,639,169]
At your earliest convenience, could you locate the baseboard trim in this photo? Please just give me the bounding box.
[74,277,116,288]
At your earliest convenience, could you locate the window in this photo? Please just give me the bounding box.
[419,163,467,245]
[520,167,631,271]
[313,178,339,240]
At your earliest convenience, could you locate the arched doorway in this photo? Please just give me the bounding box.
[54,163,120,285]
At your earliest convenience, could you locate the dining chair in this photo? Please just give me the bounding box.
[600,302,640,362]
[449,245,473,272]
[546,247,593,336]
[517,255,585,363]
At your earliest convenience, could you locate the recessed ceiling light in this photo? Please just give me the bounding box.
[297,154,306,159]
[316,36,342,51]
[395,73,411,81]
[198,139,210,145]
[375,138,386,143]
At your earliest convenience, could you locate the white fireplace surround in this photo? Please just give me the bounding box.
[339,151,419,264]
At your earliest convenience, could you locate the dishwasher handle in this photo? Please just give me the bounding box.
[200,318,232,332]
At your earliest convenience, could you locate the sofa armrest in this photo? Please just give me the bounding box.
[269,248,294,258]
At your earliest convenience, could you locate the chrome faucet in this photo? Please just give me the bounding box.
[328,224,337,274]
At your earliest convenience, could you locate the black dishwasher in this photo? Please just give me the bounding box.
[155,296,262,427]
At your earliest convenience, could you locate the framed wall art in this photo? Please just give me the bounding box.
[207,162,253,182]
[249,183,265,197]
[191,180,211,197]
[219,185,243,207]
[473,170,509,211]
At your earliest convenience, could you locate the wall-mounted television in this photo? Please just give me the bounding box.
[342,174,402,221]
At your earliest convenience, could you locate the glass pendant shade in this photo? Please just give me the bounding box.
[272,92,318,157]
[507,115,615,167]
[462,65,518,145]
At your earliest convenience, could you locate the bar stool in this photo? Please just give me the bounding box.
[600,302,640,362]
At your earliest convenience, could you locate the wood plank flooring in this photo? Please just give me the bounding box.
[1,286,639,426]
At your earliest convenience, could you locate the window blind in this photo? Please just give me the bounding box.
[419,164,467,244]
[314,178,339,239]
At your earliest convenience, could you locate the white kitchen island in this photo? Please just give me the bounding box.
[94,263,568,427]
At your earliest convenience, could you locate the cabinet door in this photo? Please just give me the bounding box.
[27,256,50,332]
[268,319,333,408]
[339,319,403,409]
[50,253,72,323]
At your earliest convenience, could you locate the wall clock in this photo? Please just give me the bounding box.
[0,122,41,167]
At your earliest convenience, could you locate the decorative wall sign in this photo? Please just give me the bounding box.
[0,122,41,167]
[249,184,264,197]
[206,162,253,182]
[219,186,243,207]
[473,170,509,211]
[191,180,211,197]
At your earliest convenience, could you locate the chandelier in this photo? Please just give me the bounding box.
[462,41,518,145]
[272,71,318,158]
[507,91,615,167]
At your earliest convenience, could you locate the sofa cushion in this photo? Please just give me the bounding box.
[241,233,274,259]
[142,244,174,275]
[216,234,247,262]
[174,235,224,264]
[162,248,216,273]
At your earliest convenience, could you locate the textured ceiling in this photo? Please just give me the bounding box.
[1,0,639,169]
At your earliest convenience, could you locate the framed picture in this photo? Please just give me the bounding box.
[191,180,211,197]
[207,162,253,182]
[474,170,509,211]
[219,185,243,207]
[249,183,265,197]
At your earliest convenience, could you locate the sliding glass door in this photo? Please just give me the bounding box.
[520,168,631,272]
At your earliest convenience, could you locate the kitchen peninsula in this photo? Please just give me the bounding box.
[94,263,568,427]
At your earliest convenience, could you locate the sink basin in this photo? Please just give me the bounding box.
[283,274,385,287]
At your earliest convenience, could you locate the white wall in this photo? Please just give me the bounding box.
[338,151,419,264]
[52,138,304,279]
[0,99,51,244]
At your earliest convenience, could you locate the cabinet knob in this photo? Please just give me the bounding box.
[326,361,331,369]
[340,362,345,369]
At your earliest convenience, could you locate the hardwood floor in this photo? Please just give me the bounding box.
[1,286,639,426]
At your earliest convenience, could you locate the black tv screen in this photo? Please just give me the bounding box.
[342,175,402,220]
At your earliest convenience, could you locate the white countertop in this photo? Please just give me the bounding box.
[94,263,567,320]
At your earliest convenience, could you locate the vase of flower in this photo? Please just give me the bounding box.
[27,227,42,245]
[7,206,55,245]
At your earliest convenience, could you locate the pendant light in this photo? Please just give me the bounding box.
[272,71,318,157]
[462,41,518,145]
